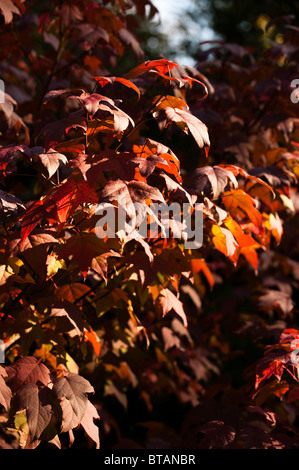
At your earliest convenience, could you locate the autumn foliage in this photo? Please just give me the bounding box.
[0,0,299,449]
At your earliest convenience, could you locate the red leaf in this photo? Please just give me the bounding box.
[58,232,116,277]
[125,59,179,79]
[93,76,140,99]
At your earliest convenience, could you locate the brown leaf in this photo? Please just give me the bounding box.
[34,149,68,178]
[53,372,94,423]
[191,165,238,199]
[198,420,235,449]
[6,357,51,392]
[100,179,165,219]
[0,366,11,411]
[159,107,210,149]
[13,384,52,442]
[49,300,85,335]
[258,289,294,316]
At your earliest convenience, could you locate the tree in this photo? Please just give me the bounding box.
[0,0,298,449]
[171,0,299,61]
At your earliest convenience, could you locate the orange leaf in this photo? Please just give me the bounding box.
[211,224,237,258]
[93,76,140,99]
[224,217,260,248]
[191,258,215,289]
[222,189,262,227]
[125,59,179,78]
[84,327,101,358]
[153,95,188,111]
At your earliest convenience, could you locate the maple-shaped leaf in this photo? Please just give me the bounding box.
[0,144,30,183]
[93,76,140,99]
[43,88,84,104]
[191,258,215,289]
[249,165,296,188]
[67,92,135,132]
[135,154,168,179]
[157,288,188,327]
[0,0,21,24]
[84,327,101,358]
[20,201,51,245]
[38,109,87,151]
[49,300,85,335]
[133,140,182,183]
[58,232,118,277]
[80,400,100,449]
[49,179,98,225]
[58,396,80,433]
[6,228,59,257]
[84,150,141,183]
[159,173,192,205]
[222,189,262,227]
[96,101,134,133]
[20,179,98,243]
[0,189,25,214]
[125,59,179,79]
[53,372,94,424]
[149,70,208,93]
[0,366,11,411]
[118,27,144,59]
[255,329,299,390]
[55,282,92,303]
[223,216,260,249]
[157,107,210,149]
[247,406,277,427]
[91,251,121,282]
[33,148,68,179]
[211,224,237,258]
[253,380,290,406]
[100,179,165,218]
[217,164,274,195]
[190,166,238,199]
[198,420,236,449]
[6,357,51,392]
[153,95,188,111]
[55,137,85,158]
[258,289,294,316]
[220,216,261,269]
[12,383,52,443]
